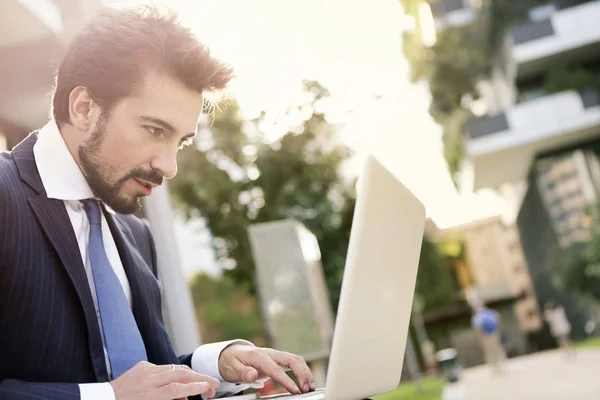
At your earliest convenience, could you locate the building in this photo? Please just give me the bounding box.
[422,218,535,365]
[0,0,106,147]
[429,0,481,31]
[444,217,543,341]
[460,0,600,340]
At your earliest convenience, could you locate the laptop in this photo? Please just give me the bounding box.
[235,154,425,400]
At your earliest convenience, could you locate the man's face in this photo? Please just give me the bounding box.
[78,71,204,214]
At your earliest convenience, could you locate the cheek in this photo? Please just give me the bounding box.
[102,130,146,166]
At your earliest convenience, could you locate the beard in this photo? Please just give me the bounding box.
[78,114,163,215]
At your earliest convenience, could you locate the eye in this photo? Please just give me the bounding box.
[145,126,165,137]
[178,137,194,150]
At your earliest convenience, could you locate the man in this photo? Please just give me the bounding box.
[471,303,506,374]
[544,301,575,357]
[0,6,314,400]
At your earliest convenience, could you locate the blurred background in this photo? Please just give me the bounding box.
[3,0,600,398]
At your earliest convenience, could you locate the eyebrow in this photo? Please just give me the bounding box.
[138,115,196,138]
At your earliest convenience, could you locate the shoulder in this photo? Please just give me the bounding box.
[117,213,152,238]
[0,151,19,185]
[0,151,23,207]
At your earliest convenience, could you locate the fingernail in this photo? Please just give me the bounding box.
[303,383,309,392]
[294,384,301,394]
[212,378,220,387]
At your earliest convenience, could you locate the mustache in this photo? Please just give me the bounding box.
[121,168,164,186]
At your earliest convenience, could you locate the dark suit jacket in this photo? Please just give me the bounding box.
[0,134,195,399]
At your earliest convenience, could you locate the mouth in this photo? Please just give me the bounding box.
[133,178,158,196]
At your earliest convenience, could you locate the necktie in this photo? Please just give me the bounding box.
[82,199,148,378]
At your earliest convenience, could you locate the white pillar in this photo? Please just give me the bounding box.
[144,183,202,354]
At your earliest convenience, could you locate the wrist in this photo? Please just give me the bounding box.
[219,343,252,378]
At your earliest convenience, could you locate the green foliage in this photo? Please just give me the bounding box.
[426,23,489,120]
[171,81,356,313]
[440,108,472,183]
[550,203,600,301]
[577,336,600,348]
[544,65,600,94]
[374,377,444,400]
[173,80,459,336]
[397,0,545,184]
[416,236,458,311]
[399,0,491,184]
[189,273,267,345]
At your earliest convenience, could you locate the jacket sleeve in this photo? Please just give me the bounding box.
[0,380,80,400]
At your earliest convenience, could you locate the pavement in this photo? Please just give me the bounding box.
[442,349,600,400]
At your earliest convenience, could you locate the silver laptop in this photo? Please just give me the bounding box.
[237,154,425,400]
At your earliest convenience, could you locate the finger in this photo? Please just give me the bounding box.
[268,350,314,392]
[252,353,300,394]
[151,363,191,374]
[222,357,260,383]
[154,368,220,389]
[160,382,211,399]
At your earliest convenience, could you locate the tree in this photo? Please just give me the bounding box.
[397,0,543,184]
[170,81,356,313]
[415,236,458,311]
[172,80,459,327]
[189,273,268,346]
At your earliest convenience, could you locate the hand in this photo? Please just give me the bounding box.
[218,345,315,394]
[110,361,221,400]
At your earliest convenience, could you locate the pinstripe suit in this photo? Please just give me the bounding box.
[0,134,195,399]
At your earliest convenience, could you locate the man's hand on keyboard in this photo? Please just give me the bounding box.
[218,345,316,395]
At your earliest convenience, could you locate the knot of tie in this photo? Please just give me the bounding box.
[82,199,102,225]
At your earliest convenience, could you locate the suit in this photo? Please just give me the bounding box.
[0,133,195,399]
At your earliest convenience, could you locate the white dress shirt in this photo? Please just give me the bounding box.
[33,120,260,399]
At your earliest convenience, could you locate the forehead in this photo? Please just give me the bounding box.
[115,70,204,133]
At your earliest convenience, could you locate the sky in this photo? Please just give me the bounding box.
[113,0,506,275]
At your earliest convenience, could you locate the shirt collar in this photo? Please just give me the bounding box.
[33,120,95,201]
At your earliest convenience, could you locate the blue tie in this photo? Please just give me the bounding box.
[82,199,148,378]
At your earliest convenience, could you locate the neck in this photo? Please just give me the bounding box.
[57,122,85,166]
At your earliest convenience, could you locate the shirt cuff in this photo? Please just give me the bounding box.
[79,382,116,400]
[191,339,265,396]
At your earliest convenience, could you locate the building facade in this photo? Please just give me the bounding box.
[460,0,600,341]
[0,0,107,148]
[443,217,543,337]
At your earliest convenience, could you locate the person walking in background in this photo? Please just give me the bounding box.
[544,301,575,358]
[471,303,506,374]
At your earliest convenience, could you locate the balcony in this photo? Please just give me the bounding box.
[464,89,600,190]
[504,0,600,82]
[431,0,478,31]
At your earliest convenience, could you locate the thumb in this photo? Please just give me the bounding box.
[243,367,259,383]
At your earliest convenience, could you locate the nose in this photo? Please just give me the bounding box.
[150,149,178,180]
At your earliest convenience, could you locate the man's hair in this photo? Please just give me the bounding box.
[52,6,233,124]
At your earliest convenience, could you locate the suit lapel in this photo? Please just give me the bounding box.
[28,197,93,306]
[13,135,109,381]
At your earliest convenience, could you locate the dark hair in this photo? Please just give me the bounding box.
[52,6,233,124]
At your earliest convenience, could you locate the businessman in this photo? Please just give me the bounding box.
[0,6,314,400]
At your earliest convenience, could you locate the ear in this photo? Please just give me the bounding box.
[68,86,100,131]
